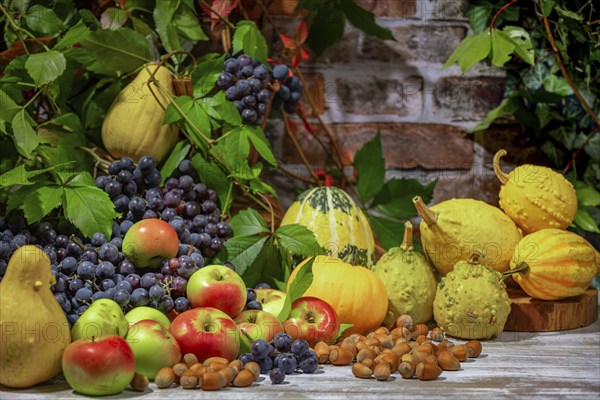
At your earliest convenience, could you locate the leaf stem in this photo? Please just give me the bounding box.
[258,192,276,233]
[282,113,320,184]
[0,3,29,55]
[490,0,520,29]
[198,0,235,29]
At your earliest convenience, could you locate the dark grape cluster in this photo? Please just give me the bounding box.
[217,53,273,125]
[270,64,304,114]
[244,281,272,310]
[238,334,319,384]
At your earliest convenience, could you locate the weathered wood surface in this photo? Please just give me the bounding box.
[2,303,599,400]
[505,287,598,332]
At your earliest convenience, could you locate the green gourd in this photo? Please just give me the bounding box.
[0,246,71,388]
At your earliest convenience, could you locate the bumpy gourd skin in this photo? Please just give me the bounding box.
[102,63,179,163]
[416,197,521,276]
[372,229,437,325]
[433,257,511,340]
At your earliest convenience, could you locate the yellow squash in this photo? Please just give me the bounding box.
[493,149,577,234]
[102,63,179,163]
[287,256,388,335]
[504,229,598,300]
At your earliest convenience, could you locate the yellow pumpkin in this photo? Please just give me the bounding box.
[287,256,388,335]
[493,149,577,234]
[102,63,179,163]
[504,229,598,300]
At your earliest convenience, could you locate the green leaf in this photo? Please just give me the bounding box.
[153,0,179,53]
[555,5,583,21]
[576,186,600,207]
[543,75,573,96]
[22,185,64,223]
[541,0,555,16]
[573,209,600,233]
[0,161,76,188]
[336,323,354,340]
[541,141,565,166]
[583,134,600,161]
[44,113,83,133]
[174,5,208,41]
[339,0,395,41]
[192,53,225,96]
[278,257,315,323]
[221,127,251,169]
[100,7,130,30]
[502,26,534,65]
[239,239,283,288]
[204,92,242,126]
[367,214,404,250]
[6,182,46,214]
[219,236,268,276]
[55,21,91,50]
[25,5,65,36]
[191,153,232,212]
[443,30,491,73]
[276,224,321,257]
[305,7,345,56]
[230,209,269,237]
[0,90,23,123]
[82,28,150,74]
[163,96,192,124]
[160,140,191,184]
[232,21,268,64]
[472,97,519,131]
[25,50,67,86]
[354,130,385,202]
[11,109,39,158]
[62,184,118,238]
[490,30,514,67]
[372,178,436,219]
[185,102,212,148]
[468,4,492,34]
[243,125,277,166]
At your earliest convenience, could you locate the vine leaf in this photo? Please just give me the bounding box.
[230,209,269,237]
[82,28,150,73]
[502,26,534,65]
[444,30,491,72]
[278,257,315,323]
[62,183,118,238]
[25,50,67,86]
[276,224,321,257]
[354,130,385,202]
[11,109,39,158]
[160,140,191,184]
[233,21,268,63]
[491,30,514,66]
[339,0,395,41]
[23,186,64,223]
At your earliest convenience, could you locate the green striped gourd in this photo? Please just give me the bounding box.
[280,186,376,267]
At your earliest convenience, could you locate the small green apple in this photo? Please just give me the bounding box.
[255,288,287,317]
[125,306,171,330]
[71,299,128,341]
[126,320,181,379]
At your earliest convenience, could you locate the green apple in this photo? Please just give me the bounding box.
[255,288,287,317]
[71,299,128,341]
[125,306,171,330]
[126,320,182,379]
[234,310,283,355]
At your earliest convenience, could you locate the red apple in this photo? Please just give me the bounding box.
[283,296,340,347]
[234,310,284,354]
[255,288,287,317]
[186,265,247,317]
[127,320,182,379]
[62,335,136,396]
[122,219,179,268]
[170,307,239,362]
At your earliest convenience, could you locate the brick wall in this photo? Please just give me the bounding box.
[263,0,527,208]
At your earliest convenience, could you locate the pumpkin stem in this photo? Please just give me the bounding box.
[493,149,510,185]
[468,251,485,264]
[412,196,437,226]
[501,262,530,279]
[400,221,414,251]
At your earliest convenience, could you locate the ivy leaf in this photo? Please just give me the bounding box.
[339,0,394,41]
[232,21,268,64]
[217,236,268,276]
[174,5,208,41]
[22,185,64,223]
[443,29,491,72]
[191,153,232,212]
[62,184,118,238]
[354,130,385,202]
[278,257,314,323]
[55,21,91,50]
[367,214,404,250]
[573,209,600,233]
[230,209,269,237]
[100,7,130,30]
[153,0,179,53]
[468,4,492,34]
[555,5,583,21]
[276,224,322,257]
[541,141,565,166]
[82,28,150,74]
[371,178,436,219]
[25,50,67,86]
[543,75,573,96]
[221,127,251,169]
[160,140,191,184]
[25,6,64,36]
[239,238,283,288]
[304,6,345,56]
[11,109,39,158]
[204,92,242,126]
[490,30,514,67]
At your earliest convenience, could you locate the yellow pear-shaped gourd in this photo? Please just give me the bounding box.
[413,196,521,276]
[493,149,577,234]
[0,246,71,388]
[372,222,437,325]
[101,63,179,163]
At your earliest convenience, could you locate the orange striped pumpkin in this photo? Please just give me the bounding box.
[506,229,598,300]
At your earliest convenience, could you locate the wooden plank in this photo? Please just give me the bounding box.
[504,287,598,332]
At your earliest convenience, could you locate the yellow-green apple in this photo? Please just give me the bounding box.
[122,219,179,268]
[234,310,284,355]
[283,296,340,347]
[71,299,128,341]
[125,306,171,330]
[126,319,181,379]
[186,265,247,317]
[255,288,287,317]
[170,307,239,362]
[61,335,136,396]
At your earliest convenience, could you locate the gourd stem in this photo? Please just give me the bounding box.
[469,251,485,264]
[501,262,530,278]
[493,149,510,185]
[400,221,414,251]
[412,196,437,226]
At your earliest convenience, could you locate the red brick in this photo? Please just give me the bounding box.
[300,73,325,115]
[281,122,474,170]
[432,171,501,206]
[267,0,306,16]
[360,25,467,63]
[334,76,423,116]
[433,77,506,120]
[426,0,469,21]
[354,0,417,18]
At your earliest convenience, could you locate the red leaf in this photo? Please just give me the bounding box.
[279,33,297,50]
[295,19,308,44]
[292,47,310,67]
[211,0,239,20]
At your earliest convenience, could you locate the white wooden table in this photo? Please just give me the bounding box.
[2,311,599,399]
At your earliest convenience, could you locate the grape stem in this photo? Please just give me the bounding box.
[282,113,321,185]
